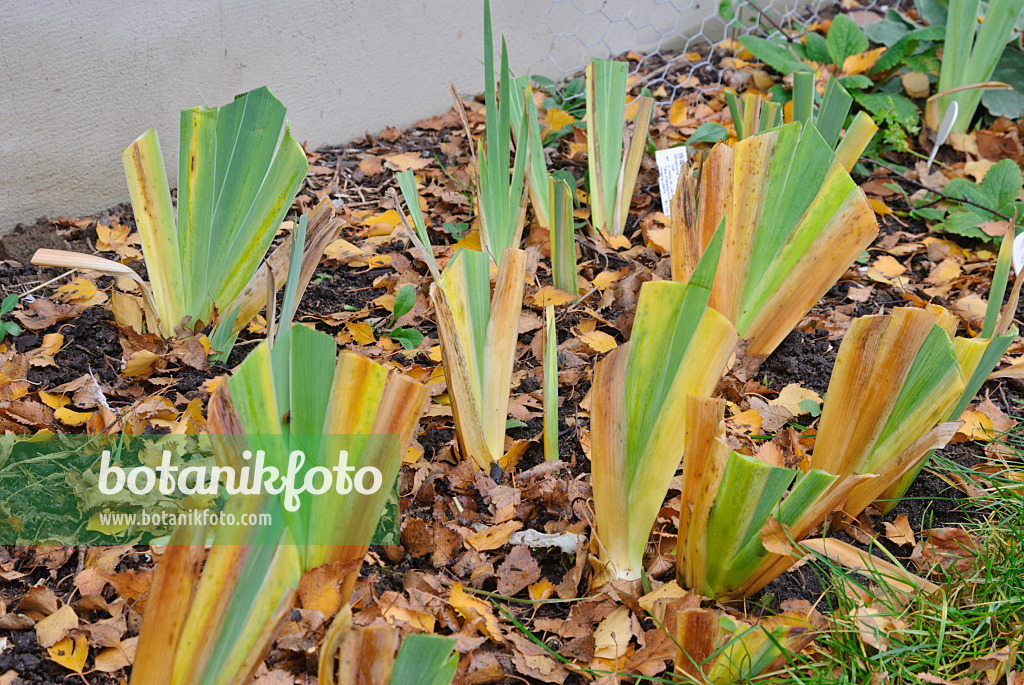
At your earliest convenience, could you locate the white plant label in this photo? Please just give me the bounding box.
[1014,231,1024,276]
[655,146,689,218]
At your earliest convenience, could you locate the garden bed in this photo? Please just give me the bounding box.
[3,6,1024,683]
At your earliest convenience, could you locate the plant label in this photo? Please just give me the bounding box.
[655,146,689,218]
[1014,231,1024,276]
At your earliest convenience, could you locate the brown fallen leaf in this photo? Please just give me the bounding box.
[15,298,77,331]
[382,152,431,172]
[496,545,542,596]
[911,528,981,575]
[882,514,915,547]
[93,636,138,673]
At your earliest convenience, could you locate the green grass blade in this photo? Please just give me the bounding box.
[958,0,1024,131]
[937,0,979,118]
[208,307,240,363]
[439,249,491,407]
[760,102,781,133]
[624,251,717,474]
[738,162,858,333]
[285,325,337,532]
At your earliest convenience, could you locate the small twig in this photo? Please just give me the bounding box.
[860,157,1013,222]
[745,0,794,42]
[17,268,78,297]
[574,236,631,265]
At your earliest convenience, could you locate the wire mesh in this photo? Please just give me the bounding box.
[539,0,888,105]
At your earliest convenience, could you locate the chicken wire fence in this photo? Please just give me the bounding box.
[538,0,886,105]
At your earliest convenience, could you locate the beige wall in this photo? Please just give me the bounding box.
[0,0,737,231]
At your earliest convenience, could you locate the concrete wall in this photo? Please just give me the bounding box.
[0,0,732,232]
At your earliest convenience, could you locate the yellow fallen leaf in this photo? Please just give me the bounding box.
[637,580,689,614]
[964,159,995,183]
[533,286,576,308]
[579,330,618,353]
[382,604,436,633]
[29,333,63,368]
[842,46,886,75]
[201,375,226,395]
[324,237,363,263]
[123,349,163,377]
[544,108,575,131]
[593,605,633,659]
[427,365,446,385]
[112,291,145,333]
[450,583,503,642]
[403,446,424,464]
[465,520,523,552]
[668,100,688,127]
[922,236,968,260]
[36,605,78,648]
[925,258,962,286]
[358,209,402,229]
[867,197,892,217]
[56,405,93,427]
[645,226,671,253]
[604,233,632,250]
[427,345,442,362]
[769,383,822,416]
[346,321,376,346]
[360,254,392,269]
[453,230,482,252]
[591,269,625,290]
[868,255,906,281]
[956,410,995,441]
[47,634,88,674]
[56,278,107,307]
[528,578,555,601]
[38,391,66,411]
[500,438,531,470]
[730,409,762,436]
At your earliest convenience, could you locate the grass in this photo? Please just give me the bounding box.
[762,440,1024,684]
[485,424,1024,683]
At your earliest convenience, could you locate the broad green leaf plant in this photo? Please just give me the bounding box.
[33,87,313,339]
